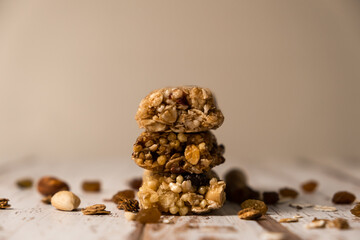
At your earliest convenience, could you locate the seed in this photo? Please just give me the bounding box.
[241,199,268,215]
[200,199,207,208]
[332,191,356,204]
[51,191,81,211]
[16,178,33,189]
[198,186,207,195]
[169,183,182,193]
[176,175,184,184]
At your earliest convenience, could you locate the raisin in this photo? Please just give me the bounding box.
[128,177,143,190]
[136,208,161,224]
[263,192,279,204]
[301,180,318,193]
[332,191,356,204]
[183,173,209,187]
[279,188,298,198]
[82,181,101,192]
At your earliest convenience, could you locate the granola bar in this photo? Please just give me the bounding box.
[132,131,225,174]
[137,170,226,215]
[135,86,224,132]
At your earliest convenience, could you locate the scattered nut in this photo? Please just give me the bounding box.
[301,180,318,193]
[332,191,356,204]
[238,208,262,220]
[124,211,137,221]
[350,203,360,217]
[260,232,286,240]
[82,204,110,215]
[0,198,11,209]
[117,199,139,212]
[184,145,200,165]
[16,178,33,189]
[263,192,279,204]
[278,217,299,223]
[111,190,135,204]
[136,208,161,224]
[82,181,101,192]
[241,199,268,215]
[51,191,81,211]
[37,176,69,196]
[279,188,298,199]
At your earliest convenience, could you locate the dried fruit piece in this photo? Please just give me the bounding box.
[327,218,350,229]
[111,190,135,204]
[241,199,268,215]
[238,208,262,220]
[350,203,360,217]
[82,204,111,215]
[128,177,142,190]
[278,218,299,223]
[305,218,328,229]
[263,192,279,204]
[117,199,139,212]
[37,176,69,196]
[279,188,298,198]
[136,208,161,224]
[332,191,356,204]
[301,180,317,193]
[42,195,52,204]
[82,181,101,192]
[0,198,11,209]
[313,205,337,212]
[16,178,33,189]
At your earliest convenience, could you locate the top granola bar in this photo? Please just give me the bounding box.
[135,86,224,132]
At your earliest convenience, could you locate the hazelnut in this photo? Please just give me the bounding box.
[51,191,81,211]
[37,176,69,196]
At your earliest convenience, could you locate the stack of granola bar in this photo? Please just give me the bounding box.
[133,86,226,215]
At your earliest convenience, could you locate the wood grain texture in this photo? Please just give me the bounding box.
[0,157,359,240]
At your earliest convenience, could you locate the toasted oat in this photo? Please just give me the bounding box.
[238,208,262,220]
[241,199,268,215]
[117,199,139,212]
[278,217,299,223]
[0,198,11,209]
[313,205,337,212]
[82,204,111,215]
[289,203,313,209]
[350,203,360,217]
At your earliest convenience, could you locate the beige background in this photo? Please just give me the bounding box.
[0,0,359,164]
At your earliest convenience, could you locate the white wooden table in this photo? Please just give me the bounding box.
[0,156,359,240]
